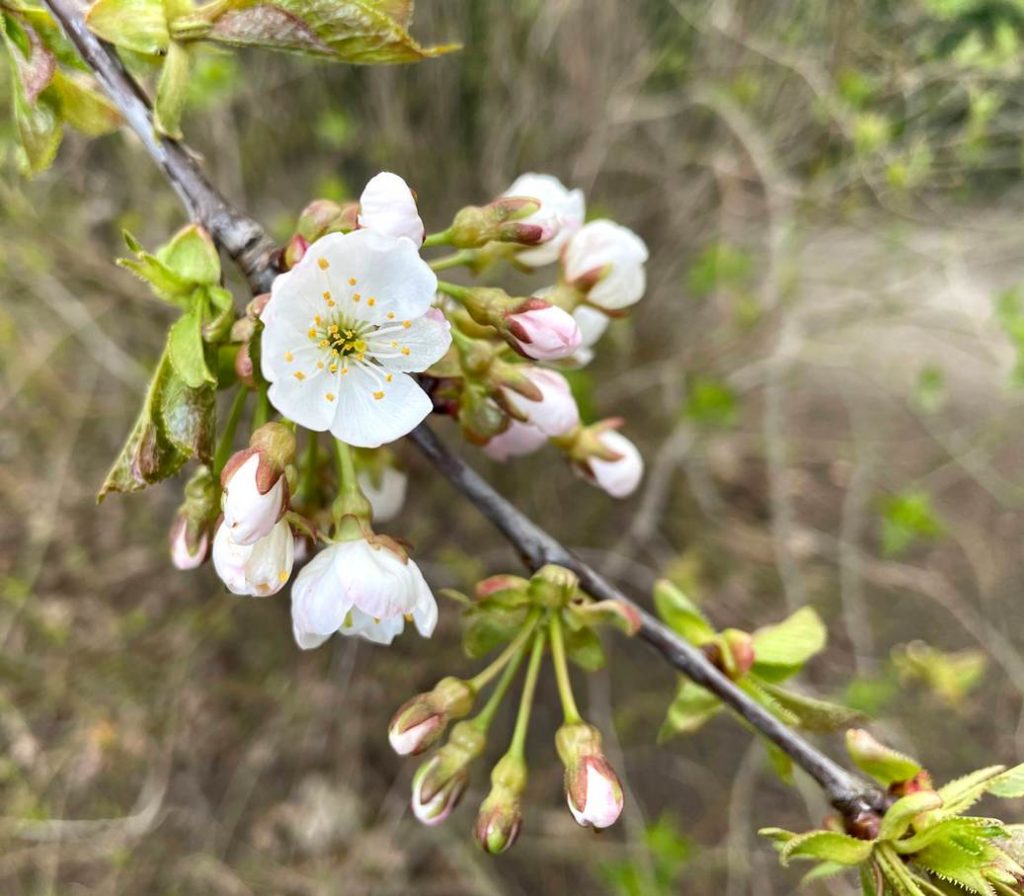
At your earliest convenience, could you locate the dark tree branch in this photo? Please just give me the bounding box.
[44,0,279,294]
[45,0,886,821]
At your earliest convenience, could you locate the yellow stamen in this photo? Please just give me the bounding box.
[318,258,329,270]
[325,392,336,402]
[348,277,357,286]
[373,390,385,400]
[293,371,306,381]
[284,351,294,362]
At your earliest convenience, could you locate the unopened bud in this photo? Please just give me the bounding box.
[410,721,486,826]
[721,629,756,679]
[474,754,526,854]
[564,420,643,499]
[296,198,359,242]
[281,234,309,270]
[555,722,624,830]
[169,465,219,570]
[388,676,476,756]
[220,423,295,546]
[449,197,549,249]
[528,564,579,608]
[457,287,582,361]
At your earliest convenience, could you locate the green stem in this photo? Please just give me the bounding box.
[549,611,583,724]
[297,431,319,502]
[508,626,547,759]
[334,438,357,492]
[331,438,372,528]
[422,228,454,248]
[213,387,248,474]
[252,387,270,428]
[437,280,471,302]
[430,249,477,272]
[469,610,542,693]
[471,637,530,733]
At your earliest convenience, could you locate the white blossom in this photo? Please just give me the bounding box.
[357,466,408,523]
[567,760,624,829]
[585,430,644,498]
[260,229,450,448]
[290,538,438,648]
[502,368,579,437]
[212,518,294,597]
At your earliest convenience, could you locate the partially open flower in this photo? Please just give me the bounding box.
[505,300,582,361]
[564,219,649,311]
[212,518,295,597]
[502,173,585,267]
[568,423,644,498]
[556,722,624,830]
[220,423,295,546]
[290,535,438,648]
[357,171,425,246]
[500,368,580,437]
[260,229,449,448]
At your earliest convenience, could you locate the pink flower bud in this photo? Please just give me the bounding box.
[567,756,624,829]
[502,173,585,267]
[564,219,649,311]
[387,677,476,756]
[358,171,425,246]
[483,419,548,462]
[169,514,208,570]
[502,368,580,437]
[411,755,469,826]
[556,722,624,830]
[505,301,582,361]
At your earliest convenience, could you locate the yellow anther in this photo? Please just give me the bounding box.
[373,390,385,400]
[314,315,322,326]
[293,371,306,381]
[318,258,329,270]
[387,312,395,320]
[402,320,411,329]
[329,362,338,374]
[322,290,331,301]
[348,277,357,286]
[284,351,294,362]
[367,297,376,307]
[325,392,336,402]
[316,361,325,370]
[308,328,317,340]
[278,570,290,582]
[401,347,411,356]
[353,293,361,302]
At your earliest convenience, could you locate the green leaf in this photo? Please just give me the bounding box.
[938,766,1006,815]
[846,729,922,788]
[659,678,721,741]
[880,490,944,557]
[758,681,865,733]
[2,15,61,176]
[894,818,1007,855]
[751,606,827,672]
[563,624,606,672]
[154,39,191,138]
[801,861,855,885]
[875,846,930,896]
[117,253,193,307]
[47,69,121,135]
[168,308,215,388]
[158,367,215,459]
[172,0,459,64]
[779,830,874,867]
[987,764,1024,799]
[86,0,170,55]
[653,579,715,645]
[461,604,528,659]
[878,791,944,842]
[684,375,738,428]
[157,224,221,285]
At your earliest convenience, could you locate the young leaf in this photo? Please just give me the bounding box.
[157,224,221,285]
[758,681,865,733]
[48,70,121,135]
[846,729,923,787]
[168,307,215,388]
[653,579,715,645]
[988,763,1024,799]
[751,606,826,672]
[154,39,191,138]
[659,678,721,741]
[461,604,529,659]
[938,766,1006,815]
[2,16,61,175]
[85,0,170,55]
[878,791,944,842]
[780,830,874,866]
[172,0,459,64]
[563,624,606,672]
[158,368,215,461]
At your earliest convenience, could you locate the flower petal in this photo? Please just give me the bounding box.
[338,539,418,619]
[291,547,351,650]
[340,607,405,645]
[358,172,425,245]
[303,229,437,327]
[244,519,294,596]
[329,367,432,448]
[365,309,451,372]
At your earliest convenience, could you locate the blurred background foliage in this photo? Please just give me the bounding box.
[5,0,1024,892]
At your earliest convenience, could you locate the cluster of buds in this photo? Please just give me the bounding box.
[389,565,635,853]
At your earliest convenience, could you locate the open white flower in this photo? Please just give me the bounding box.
[212,518,294,597]
[564,219,649,311]
[290,537,438,648]
[358,172,425,245]
[261,229,451,448]
[503,173,584,267]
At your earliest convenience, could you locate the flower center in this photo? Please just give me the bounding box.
[309,315,369,361]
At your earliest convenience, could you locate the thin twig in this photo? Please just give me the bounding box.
[44,0,887,822]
